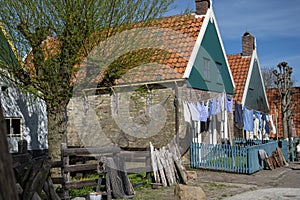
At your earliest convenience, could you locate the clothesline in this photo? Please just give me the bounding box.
[182,93,233,124]
[235,102,276,140]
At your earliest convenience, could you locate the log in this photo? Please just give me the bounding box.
[22,159,51,200]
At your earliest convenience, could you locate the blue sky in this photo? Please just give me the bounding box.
[167,0,300,86]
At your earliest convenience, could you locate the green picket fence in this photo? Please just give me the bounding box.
[190,140,279,174]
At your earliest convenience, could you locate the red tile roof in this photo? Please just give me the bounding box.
[112,14,204,84]
[227,54,251,104]
[267,88,300,138]
[24,14,205,86]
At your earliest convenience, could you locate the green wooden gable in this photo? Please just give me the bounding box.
[244,59,269,112]
[0,28,18,68]
[187,19,234,94]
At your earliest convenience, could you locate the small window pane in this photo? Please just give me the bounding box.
[5,119,10,135]
[12,119,21,135]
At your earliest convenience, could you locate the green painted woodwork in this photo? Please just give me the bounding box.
[187,19,234,94]
[244,59,269,112]
[0,28,18,68]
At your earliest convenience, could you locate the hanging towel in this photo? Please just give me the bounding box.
[183,101,191,124]
[188,102,200,121]
[243,107,254,132]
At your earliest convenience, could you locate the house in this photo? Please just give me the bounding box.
[0,26,48,153]
[228,32,270,139]
[267,87,300,138]
[67,0,235,153]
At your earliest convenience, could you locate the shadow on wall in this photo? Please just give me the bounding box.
[0,84,48,151]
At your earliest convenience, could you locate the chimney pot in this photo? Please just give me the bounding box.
[195,0,211,15]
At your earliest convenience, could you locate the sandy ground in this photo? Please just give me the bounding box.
[131,162,300,200]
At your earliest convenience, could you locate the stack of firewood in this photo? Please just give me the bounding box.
[150,140,187,187]
[265,147,288,170]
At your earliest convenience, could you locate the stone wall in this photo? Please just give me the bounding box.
[67,83,234,151]
[67,86,177,148]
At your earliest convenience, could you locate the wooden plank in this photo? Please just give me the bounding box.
[119,151,150,157]
[61,143,70,199]
[43,176,60,200]
[166,149,176,184]
[155,150,167,186]
[126,166,152,174]
[64,163,98,173]
[12,153,32,167]
[150,142,159,183]
[123,157,147,162]
[62,146,121,156]
[276,147,288,166]
[65,179,98,189]
[158,148,171,186]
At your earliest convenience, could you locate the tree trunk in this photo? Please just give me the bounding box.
[47,104,68,176]
[0,103,18,200]
[282,97,288,139]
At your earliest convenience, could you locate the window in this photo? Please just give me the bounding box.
[203,57,210,81]
[6,117,22,153]
[216,62,222,84]
[6,117,22,138]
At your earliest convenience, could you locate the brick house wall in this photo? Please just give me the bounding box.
[266,87,300,138]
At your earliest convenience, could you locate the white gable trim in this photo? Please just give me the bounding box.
[182,10,211,78]
[183,8,235,89]
[241,52,254,106]
[241,49,270,110]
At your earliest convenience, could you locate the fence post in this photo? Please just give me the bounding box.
[61,143,70,200]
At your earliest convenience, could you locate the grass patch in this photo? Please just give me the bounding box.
[128,172,152,190]
[60,173,152,198]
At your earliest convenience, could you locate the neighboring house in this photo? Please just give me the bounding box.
[228,32,270,139]
[267,87,300,138]
[67,0,235,153]
[0,26,48,153]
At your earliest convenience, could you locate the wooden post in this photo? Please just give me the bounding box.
[18,140,28,154]
[61,143,70,200]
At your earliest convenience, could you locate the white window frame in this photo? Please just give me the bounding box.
[203,57,210,81]
[216,62,222,84]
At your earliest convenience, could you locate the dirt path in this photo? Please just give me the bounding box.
[131,163,300,200]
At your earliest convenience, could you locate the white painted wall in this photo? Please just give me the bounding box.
[0,79,48,152]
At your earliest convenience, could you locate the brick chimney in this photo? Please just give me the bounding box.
[195,0,211,15]
[242,32,255,56]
